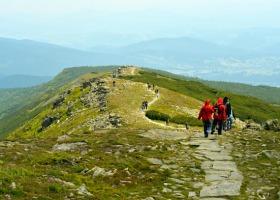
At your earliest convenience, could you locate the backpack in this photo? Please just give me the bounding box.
[213,104,221,116]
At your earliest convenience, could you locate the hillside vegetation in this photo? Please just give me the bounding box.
[0,66,279,199]
[143,68,280,105]
[200,80,280,105]
[122,70,280,124]
[0,66,119,137]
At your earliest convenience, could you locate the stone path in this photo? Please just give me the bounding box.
[138,129,244,199]
[187,134,244,199]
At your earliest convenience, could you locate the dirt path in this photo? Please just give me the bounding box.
[141,86,187,130]
[119,66,189,131]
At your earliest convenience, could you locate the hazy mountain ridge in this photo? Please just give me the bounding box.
[109,37,280,86]
[0,74,53,88]
[1,35,280,88]
[0,37,126,77]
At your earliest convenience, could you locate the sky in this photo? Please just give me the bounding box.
[1,0,280,48]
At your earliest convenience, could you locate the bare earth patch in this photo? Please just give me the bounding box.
[139,129,189,140]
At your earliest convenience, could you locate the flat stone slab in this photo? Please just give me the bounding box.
[139,129,188,140]
[200,198,229,200]
[201,161,238,171]
[187,140,222,152]
[205,170,243,182]
[189,133,243,198]
[52,142,87,152]
[200,180,242,197]
[196,150,233,161]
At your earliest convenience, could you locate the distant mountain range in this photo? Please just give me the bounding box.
[0,75,53,88]
[0,37,126,76]
[0,36,279,88]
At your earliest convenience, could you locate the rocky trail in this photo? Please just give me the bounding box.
[139,129,244,199]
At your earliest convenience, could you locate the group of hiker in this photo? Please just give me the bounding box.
[114,79,238,137]
[198,97,236,138]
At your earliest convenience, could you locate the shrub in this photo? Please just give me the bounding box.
[48,184,65,193]
[171,114,202,126]
[146,111,202,126]
[145,110,169,121]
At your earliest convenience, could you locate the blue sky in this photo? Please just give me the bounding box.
[1,0,280,47]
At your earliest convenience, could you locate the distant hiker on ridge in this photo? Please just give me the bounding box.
[147,82,151,90]
[198,99,214,138]
[142,101,148,111]
[155,89,159,98]
[166,118,169,126]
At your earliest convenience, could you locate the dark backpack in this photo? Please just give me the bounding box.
[213,104,221,116]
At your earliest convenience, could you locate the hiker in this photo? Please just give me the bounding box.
[142,101,146,111]
[147,82,150,90]
[226,101,236,130]
[142,101,148,111]
[223,97,229,131]
[155,89,159,98]
[198,99,214,138]
[113,80,116,87]
[186,122,189,130]
[123,83,126,89]
[211,97,226,135]
[144,101,148,109]
[166,118,169,126]
[224,97,236,130]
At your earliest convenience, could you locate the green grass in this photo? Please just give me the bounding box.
[221,130,280,199]
[0,66,119,137]
[1,66,279,199]
[122,70,280,124]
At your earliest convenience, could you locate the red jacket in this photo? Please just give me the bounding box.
[198,100,214,122]
[212,97,227,121]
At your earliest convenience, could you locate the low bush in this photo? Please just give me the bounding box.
[145,110,169,121]
[146,111,202,126]
[171,114,202,126]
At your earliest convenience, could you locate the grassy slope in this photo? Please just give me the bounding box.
[0,66,119,137]
[1,67,279,199]
[200,80,280,105]
[122,70,280,124]
[143,68,280,105]
[6,67,280,138]
[9,67,201,138]
[2,68,201,199]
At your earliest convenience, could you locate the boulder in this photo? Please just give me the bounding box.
[41,115,60,130]
[53,96,65,109]
[52,142,87,152]
[263,119,280,131]
[243,121,262,130]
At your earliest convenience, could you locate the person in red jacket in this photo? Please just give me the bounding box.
[198,99,214,138]
[211,97,227,135]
